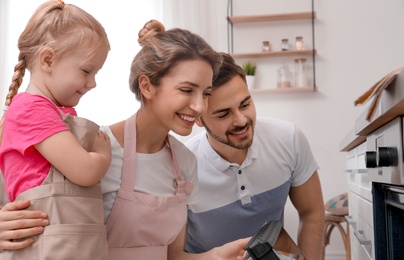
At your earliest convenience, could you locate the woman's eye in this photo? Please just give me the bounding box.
[82,70,90,74]
[203,91,212,97]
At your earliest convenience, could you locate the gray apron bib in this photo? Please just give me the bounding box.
[2,114,108,260]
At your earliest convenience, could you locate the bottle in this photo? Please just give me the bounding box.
[295,36,305,50]
[294,58,309,88]
[262,41,271,52]
[277,63,292,88]
[281,38,289,51]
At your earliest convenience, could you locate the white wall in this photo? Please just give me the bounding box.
[0,0,165,126]
[2,0,404,259]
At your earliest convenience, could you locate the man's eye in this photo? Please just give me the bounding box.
[180,88,192,93]
[218,113,229,119]
[241,103,250,109]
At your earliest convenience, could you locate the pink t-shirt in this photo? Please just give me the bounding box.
[0,93,77,201]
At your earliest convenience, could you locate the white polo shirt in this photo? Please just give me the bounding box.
[185,117,318,253]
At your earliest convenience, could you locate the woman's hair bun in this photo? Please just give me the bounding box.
[138,19,165,46]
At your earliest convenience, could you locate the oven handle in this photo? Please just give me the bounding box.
[345,169,368,174]
[354,230,371,245]
[345,215,356,227]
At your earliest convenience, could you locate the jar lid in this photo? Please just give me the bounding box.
[263,41,270,44]
[296,36,303,40]
[294,58,307,62]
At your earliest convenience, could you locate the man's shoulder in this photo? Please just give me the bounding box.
[184,130,206,151]
[256,117,295,134]
[169,135,197,160]
[256,117,294,127]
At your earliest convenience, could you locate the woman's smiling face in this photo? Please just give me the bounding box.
[148,59,214,136]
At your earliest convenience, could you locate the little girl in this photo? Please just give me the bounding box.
[0,1,111,259]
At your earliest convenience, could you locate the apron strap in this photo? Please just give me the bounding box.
[165,135,194,195]
[165,136,181,180]
[121,113,137,190]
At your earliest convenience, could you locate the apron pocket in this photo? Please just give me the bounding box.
[42,224,108,260]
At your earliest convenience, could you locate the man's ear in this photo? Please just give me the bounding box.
[38,47,55,72]
[139,75,155,101]
[196,117,204,127]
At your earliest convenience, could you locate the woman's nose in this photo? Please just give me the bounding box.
[190,95,207,114]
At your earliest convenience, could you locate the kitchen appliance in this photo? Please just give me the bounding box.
[340,70,404,260]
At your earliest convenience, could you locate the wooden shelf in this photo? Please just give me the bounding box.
[227,1,317,95]
[250,86,316,94]
[231,49,316,59]
[227,11,316,24]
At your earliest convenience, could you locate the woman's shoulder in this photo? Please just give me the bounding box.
[104,120,126,147]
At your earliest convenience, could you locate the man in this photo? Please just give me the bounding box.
[185,53,325,259]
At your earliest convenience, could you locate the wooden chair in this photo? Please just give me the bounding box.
[321,213,351,260]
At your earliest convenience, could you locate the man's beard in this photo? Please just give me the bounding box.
[201,118,254,150]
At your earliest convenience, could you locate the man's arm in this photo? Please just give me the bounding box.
[0,200,48,251]
[289,171,325,260]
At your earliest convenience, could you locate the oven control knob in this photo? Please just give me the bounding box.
[365,151,377,168]
[378,147,398,167]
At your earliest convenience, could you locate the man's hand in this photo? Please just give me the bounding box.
[0,200,48,251]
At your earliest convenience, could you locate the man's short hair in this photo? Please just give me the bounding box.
[212,52,246,88]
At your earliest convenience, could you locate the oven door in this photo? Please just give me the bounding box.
[373,183,404,259]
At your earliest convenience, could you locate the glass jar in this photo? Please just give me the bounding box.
[295,36,305,50]
[262,41,271,52]
[294,58,309,87]
[277,63,292,88]
[281,38,289,51]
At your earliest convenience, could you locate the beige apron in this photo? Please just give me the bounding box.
[2,114,108,260]
[106,113,193,260]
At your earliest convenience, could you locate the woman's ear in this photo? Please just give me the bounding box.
[38,47,55,72]
[139,75,155,101]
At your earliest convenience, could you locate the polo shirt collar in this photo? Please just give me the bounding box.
[199,131,260,172]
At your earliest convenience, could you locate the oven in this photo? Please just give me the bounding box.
[341,70,404,260]
[365,116,404,260]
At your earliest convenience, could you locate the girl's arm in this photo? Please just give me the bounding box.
[35,129,111,186]
[167,224,249,260]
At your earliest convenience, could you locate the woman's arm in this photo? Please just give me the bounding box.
[0,200,48,251]
[35,130,111,186]
[167,224,249,260]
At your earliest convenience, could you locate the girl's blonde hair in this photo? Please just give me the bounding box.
[0,0,109,142]
[129,19,222,102]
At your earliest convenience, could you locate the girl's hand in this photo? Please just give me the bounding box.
[0,200,48,251]
[91,130,111,160]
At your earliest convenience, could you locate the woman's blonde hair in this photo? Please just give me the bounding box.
[129,19,222,102]
[0,0,109,142]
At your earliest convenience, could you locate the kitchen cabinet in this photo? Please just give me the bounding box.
[227,0,316,93]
